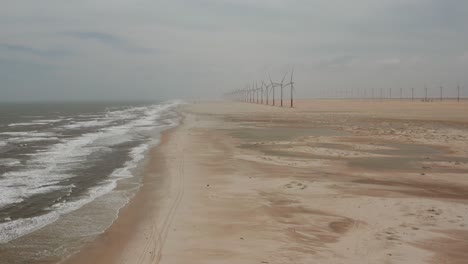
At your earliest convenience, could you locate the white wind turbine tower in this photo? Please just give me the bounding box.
[269,75,278,106]
[242,87,247,102]
[251,84,256,103]
[258,82,261,104]
[440,85,443,101]
[256,82,260,104]
[245,86,248,102]
[260,81,265,104]
[265,81,271,105]
[251,83,254,103]
[251,82,255,103]
[246,84,249,103]
[280,72,288,107]
[424,84,428,102]
[283,67,295,108]
[256,81,260,104]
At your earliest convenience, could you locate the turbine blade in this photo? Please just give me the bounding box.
[269,74,274,84]
[290,66,294,82]
[281,72,288,84]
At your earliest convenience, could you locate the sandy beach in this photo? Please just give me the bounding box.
[65,100,468,264]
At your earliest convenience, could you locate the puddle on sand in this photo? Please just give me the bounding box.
[230,127,349,142]
[348,157,417,171]
[233,127,468,173]
[346,142,441,171]
[370,142,442,157]
[348,143,468,172]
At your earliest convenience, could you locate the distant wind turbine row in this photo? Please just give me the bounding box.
[314,84,465,102]
[225,67,296,107]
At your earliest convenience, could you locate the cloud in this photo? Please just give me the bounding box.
[376,58,401,66]
[0,0,468,101]
[59,31,153,54]
[460,52,468,63]
[318,55,357,68]
[0,43,72,58]
[195,0,287,11]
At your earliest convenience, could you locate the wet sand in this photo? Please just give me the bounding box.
[65,100,468,264]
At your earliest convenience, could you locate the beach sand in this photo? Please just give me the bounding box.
[65,100,468,264]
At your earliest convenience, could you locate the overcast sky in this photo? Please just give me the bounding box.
[1,0,467,101]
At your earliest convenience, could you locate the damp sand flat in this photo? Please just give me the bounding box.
[63,100,468,264]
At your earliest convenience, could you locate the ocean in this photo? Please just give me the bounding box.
[0,101,180,263]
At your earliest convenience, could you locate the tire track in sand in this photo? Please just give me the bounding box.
[133,123,186,264]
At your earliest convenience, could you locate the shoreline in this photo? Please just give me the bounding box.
[0,102,181,264]
[63,116,182,264]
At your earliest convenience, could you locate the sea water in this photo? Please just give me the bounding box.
[0,101,180,263]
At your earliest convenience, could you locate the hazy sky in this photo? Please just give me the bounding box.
[1,0,467,101]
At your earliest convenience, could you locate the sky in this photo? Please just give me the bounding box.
[1,0,467,102]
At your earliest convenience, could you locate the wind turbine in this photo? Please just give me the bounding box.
[258,82,261,104]
[440,85,443,101]
[269,75,277,106]
[457,82,461,102]
[253,81,256,104]
[283,67,295,108]
[245,86,248,102]
[251,85,255,103]
[269,73,287,107]
[260,81,265,104]
[277,72,288,107]
[244,85,247,102]
[251,82,254,103]
[265,81,271,105]
[245,85,248,102]
[256,82,259,104]
[424,84,428,102]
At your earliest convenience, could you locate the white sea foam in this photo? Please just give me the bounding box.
[0,131,58,144]
[62,105,153,130]
[0,195,24,208]
[0,131,105,210]
[63,119,112,129]
[0,131,56,137]
[93,134,133,146]
[0,159,21,166]
[7,118,65,127]
[0,101,181,243]
[0,210,60,243]
[8,122,45,127]
[34,119,64,123]
[6,137,60,143]
[0,179,118,243]
[110,142,154,179]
